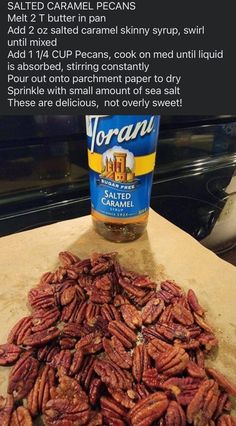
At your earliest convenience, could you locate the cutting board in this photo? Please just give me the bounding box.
[0,209,235,409]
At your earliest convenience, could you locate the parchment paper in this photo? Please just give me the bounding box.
[0,209,235,409]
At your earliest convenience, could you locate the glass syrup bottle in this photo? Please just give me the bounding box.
[86,115,160,242]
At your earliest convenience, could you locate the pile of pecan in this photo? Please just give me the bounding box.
[0,251,236,426]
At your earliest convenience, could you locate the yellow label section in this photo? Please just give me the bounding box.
[88,150,156,176]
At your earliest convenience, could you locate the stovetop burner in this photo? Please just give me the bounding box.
[206,175,231,200]
[151,161,236,245]
[151,194,221,240]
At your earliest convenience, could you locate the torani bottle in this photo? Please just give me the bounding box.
[86,115,160,242]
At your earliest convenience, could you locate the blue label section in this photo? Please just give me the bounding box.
[90,170,153,218]
[87,115,160,220]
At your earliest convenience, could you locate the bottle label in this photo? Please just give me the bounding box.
[86,115,160,223]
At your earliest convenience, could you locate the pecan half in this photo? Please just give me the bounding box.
[28,285,56,310]
[101,303,120,321]
[75,285,86,303]
[84,319,107,337]
[43,376,90,426]
[89,274,113,304]
[71,259,91,277]
[10,407,33,426]
[142,298,164,325]
[90,287,112,304]
[132,344,151,383]
[0,394,14,426]
[160,280,182,297]
[86,303,101,323]
[100,396,127,426]
[108,387,135,409]
[132,275,156,289]
[143,326,164,342]
[129,392,169,426]
[59,250,80,267]
[44,395,90,426]
[196,349,205,368]
[217,415,236,426]
[188,324,202,339]
[89,378,103,406]
[39,271,54,286]
[194,314,215,334]
[78,274,93,291]
[61,296,82,323]
[94,359,132,390]
[53,279,76,302]
[103,336,132,369]
[187,289,204,316]
[8,352,39,400]
[155,347,189,376]
[7,316,33,345]
[72,300,88,324]
[172,304,194,326]
[59,337,76,349]
[158,305,173,324]
[165,400,186,426]
[198,333,218,351]
[147,338,172,359]
[94,273,113,291]
[60,286,76,305]
[130,290,156,308]
[51,266,67,283]
[142,368,164,388]
[70,349,84,375]
[90,260,112,276]
[23,327,60,347]
[162,377,201,406]
[213,393,231,420]
[187,379,220,426]
[32,307,60,332]
[0,344,21,365]
[62,322,85,338]
[53,349,72,376]
[157,289,175,305]
[134,384,150,400]
[27,365,55,416]
[156,322,190,342]
[207,368,236,397]
[37,342,60,365]
[113,295,130,307]
[187,361,206,379]
[120,304,142,329]
[174,339,200,351]
[108,320,137,349]
[75,332,103,354]
[119,277,146,299]
[76,356,95,390]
